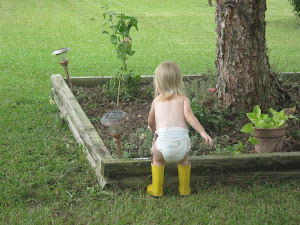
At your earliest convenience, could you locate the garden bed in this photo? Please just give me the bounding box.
[51,73,300,188]
[73,74,300,157]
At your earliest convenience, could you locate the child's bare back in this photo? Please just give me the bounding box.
[149,94,211,142]
[154,95,188,130]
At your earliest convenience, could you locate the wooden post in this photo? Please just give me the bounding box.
[64,66,73,89]
[111,134,122,158]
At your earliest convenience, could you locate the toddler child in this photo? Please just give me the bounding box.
[147,61,213,197]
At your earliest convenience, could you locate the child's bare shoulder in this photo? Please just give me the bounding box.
[178,95,190,107]
[151,96,160,107]
[153,96,160,103]
[154,96,160,101]
[182,95,190,101]
[177,95,189,102]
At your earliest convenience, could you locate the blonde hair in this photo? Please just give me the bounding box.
[154,61,185,100]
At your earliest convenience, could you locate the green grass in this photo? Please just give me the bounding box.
[0,0,299,223]
[2,181,299,224]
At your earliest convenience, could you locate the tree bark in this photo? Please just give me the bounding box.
[215,0,290,111]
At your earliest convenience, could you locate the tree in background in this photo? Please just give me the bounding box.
[215,0,291,111]
[289,0,300,18]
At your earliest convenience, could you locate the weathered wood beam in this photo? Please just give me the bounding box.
[102,152,300,178]
[51,74,113,187]
[104,170,300,188]
[66,73,299,87]
[66,74,207,86]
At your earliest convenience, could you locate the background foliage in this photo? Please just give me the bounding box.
[289,0,300,18]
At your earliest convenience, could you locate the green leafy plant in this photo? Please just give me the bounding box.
[231,105,296,154]
[189,86,234,133]
[185,77,236,134]
[102,4,140,105]
[289,0,300,19]
[189,86,222,133]
[214,123,258,155]
[245,105,294,129]
[215,144,243,155]
[190,98,221,133]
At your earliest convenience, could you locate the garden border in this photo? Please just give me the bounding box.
[51,74,300,188]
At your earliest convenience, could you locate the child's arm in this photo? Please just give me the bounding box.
[148,100,156,133]
[183,97,213,147]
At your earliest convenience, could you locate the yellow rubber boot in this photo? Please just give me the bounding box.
[147,163,164,197]
[178,163,191,196]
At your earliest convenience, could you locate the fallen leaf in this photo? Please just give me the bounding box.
[284,106,296,115]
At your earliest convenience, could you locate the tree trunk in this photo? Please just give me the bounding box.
[208,0,213,6]
[215,0,290,111]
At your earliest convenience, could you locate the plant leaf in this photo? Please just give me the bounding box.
[112,25,119,32]
[277,121,286,127]
[241,123,254,133]
[127,44,133,55]
[102,30,110,35]
[253,105,261,115]
[236,141,244,149]
[247,113,259,124]
[279,110,285,117]
[269,108,277,116]
[264,117,275,124]
[249,137,258,145]
[111,35,118,44]
[226,146,233,151]
[256,120,274,128]
[260,114,268,120]
[117,42,128,53]
[119,25,129,35]
[234,149,241,154]
[130,17,139,31]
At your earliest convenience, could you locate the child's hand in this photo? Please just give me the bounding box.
[200,132,213,147]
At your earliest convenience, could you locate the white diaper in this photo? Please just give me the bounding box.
[153,127,191,163]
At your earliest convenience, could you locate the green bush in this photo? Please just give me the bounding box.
[289,0,300,18]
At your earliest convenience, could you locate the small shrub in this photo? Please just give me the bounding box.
[185,77,234,134]
[102,4,141,105]
[190,99,222,133]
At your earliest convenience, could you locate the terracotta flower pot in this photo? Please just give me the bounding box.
[252,126,287,153]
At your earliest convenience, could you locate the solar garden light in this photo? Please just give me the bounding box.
[101,110,129,158]
[52,47,72,88]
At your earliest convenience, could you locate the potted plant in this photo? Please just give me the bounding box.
[242,105,295,153]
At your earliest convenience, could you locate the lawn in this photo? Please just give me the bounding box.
[0,0,299,224]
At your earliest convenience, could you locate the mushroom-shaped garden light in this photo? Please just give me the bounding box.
[52,47,72,88]
[101,110,129,158]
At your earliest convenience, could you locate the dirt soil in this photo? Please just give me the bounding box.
[73,76,299,158]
